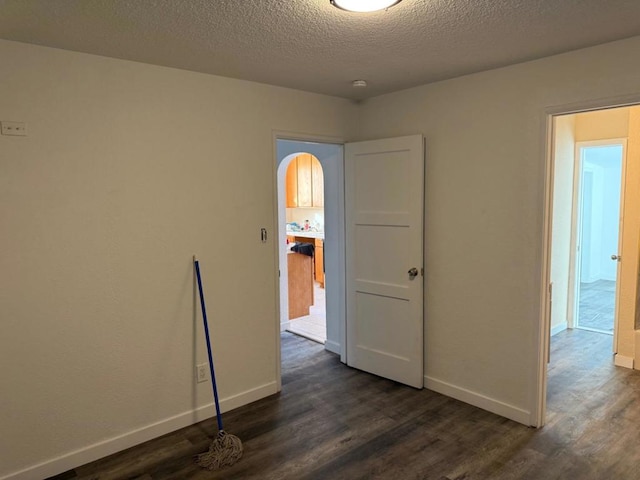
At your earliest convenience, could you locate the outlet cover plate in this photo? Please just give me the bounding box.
[196,363,208,383]
[1,121,27,136]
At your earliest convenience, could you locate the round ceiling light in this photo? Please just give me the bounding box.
[330,0,402,13]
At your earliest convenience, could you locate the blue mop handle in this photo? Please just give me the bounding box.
[194,258,224,433]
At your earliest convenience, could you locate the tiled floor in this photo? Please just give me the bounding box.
[578,279,615,334]
[286,281,326,344]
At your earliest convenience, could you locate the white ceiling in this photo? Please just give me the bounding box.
[2,0,640,100]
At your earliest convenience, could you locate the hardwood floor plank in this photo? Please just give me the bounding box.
[45,330,640,479]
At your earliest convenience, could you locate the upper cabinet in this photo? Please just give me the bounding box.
[311,155,324,207]
[286,154,324,207]
[285,155,299,208]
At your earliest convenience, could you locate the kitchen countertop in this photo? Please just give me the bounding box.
[286,231,324,240]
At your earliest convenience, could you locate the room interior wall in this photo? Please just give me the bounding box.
[286,207,324,230]
[5,30,640,480]
[549,114,576,335]
[355,35,640,425]
[0,39,357,480]
[579,161,604,283]
[574,108,629,141]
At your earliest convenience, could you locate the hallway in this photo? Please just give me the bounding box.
[578,279,615,333]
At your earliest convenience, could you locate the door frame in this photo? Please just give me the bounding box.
[536,96,640,428]
[272,131,347,391]
[568,139,627,341]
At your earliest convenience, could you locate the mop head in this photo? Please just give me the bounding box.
[196,430,243,470]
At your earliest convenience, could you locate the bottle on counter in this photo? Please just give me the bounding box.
[304,219,310,231]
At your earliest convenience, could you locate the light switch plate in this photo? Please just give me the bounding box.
[1,121,27,136]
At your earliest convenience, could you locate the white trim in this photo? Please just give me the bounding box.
[1,382,278,480]
[533,111,555,428]
[272,134,284,393]
[425,376,531,426]
[550,323,567,336]
[272,130,344,145]
[281,320,290,332]
[614,354,634,369]
[324,339,341,355]
[567,142,584,330]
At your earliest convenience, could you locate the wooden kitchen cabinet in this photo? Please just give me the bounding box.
[292,235,324,287]
[296,153,313,207]
[314,238,324,287]
[285,157,298,207]
[285,154,324,208]
[288,252,314,319]
[312,156,324,207]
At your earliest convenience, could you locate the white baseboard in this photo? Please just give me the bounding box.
[425,376,531,426]
[280,320,290,332]
[324,339,341,355]
[550,323,567,337]
[614,354,634,369]
[2,381,278,480]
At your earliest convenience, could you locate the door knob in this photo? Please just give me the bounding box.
[408,267,419,278]
[611,254,621,261]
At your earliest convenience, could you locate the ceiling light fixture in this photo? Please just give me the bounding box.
[330,0,402,13]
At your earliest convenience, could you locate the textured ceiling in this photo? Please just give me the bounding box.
[2,0,640,100]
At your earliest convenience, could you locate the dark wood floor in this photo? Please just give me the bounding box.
[48,329,640,480]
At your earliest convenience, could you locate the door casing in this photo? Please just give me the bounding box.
[537,97,640,428]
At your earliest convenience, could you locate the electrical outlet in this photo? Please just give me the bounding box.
[196,363,208,383]
[1,121,27,136]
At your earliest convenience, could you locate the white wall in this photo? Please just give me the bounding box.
[580,164,603,282]
[580,148,623,283]
[0,39,357,480]
[286,207,324,231]
[579,146,623,283]
[356,35,640,425]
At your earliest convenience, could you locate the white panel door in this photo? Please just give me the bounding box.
[345,135,424,388]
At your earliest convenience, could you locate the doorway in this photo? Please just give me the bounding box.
[283,153,327,344]
[275,138,346,361]
[274,135,424,389]
[573,142,624,336]
[540,104,640,427]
